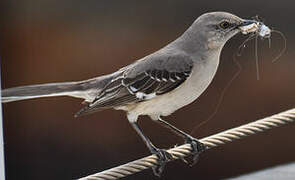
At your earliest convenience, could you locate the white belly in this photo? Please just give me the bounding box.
[124,52,220,120]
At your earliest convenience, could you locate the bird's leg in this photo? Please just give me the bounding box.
[130,122,172,177]
[157,117,207,166]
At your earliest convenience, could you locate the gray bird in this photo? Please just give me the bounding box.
[1,12,260,176]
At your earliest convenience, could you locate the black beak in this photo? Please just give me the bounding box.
[239,20,257,27]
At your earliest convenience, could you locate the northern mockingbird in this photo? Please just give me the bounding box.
[2,12,265,176]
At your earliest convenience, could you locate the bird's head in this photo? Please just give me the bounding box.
[193,12,261,49]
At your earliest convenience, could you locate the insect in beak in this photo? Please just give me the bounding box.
[239,20,271,38]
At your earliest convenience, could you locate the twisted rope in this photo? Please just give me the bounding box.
[79,108,295,180]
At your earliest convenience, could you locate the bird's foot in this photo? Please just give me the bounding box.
[182,135,206,166]
[151,148,172,177]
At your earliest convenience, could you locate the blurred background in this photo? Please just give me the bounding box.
[1,0,295,179]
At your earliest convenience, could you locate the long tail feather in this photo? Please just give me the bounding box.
[0,74,116,103]
[1,81,88,103]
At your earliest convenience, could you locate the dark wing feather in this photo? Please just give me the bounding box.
[75,53,193,117]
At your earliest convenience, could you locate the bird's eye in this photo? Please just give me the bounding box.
[219,21,231,29]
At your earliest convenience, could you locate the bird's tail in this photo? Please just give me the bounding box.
[1,81,85,103]
[1,76,111,103]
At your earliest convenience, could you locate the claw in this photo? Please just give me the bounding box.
[151,148,172,177]
[183,135,206,166]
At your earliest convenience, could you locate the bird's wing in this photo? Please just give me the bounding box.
[75,52,194,116]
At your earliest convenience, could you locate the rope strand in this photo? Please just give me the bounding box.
[79,108,295,180]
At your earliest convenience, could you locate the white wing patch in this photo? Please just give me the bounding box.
[135,92,156,100]
[129,86,138,92]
